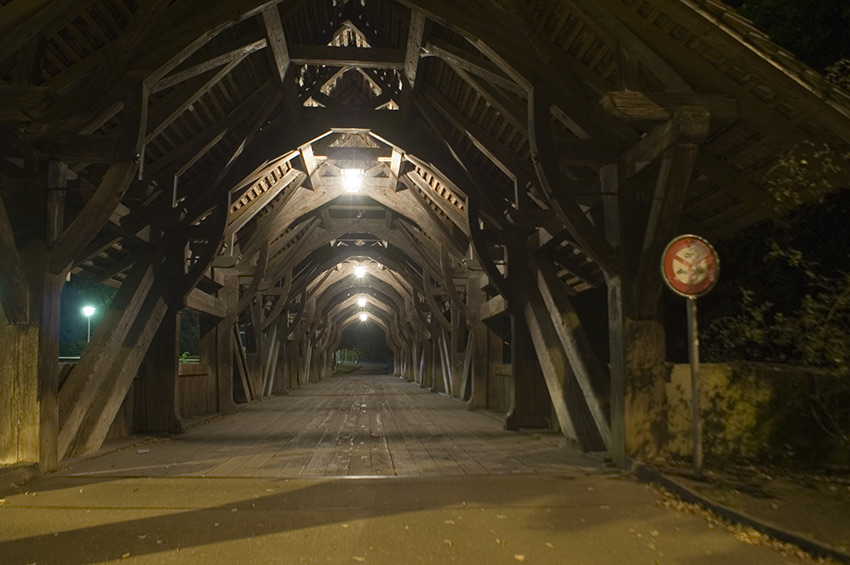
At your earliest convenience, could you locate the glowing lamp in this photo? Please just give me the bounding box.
[342,169,363,192]
[354,265,366,278]
[360,312,368,322]
[357,297,367,308]
[81,305,96,343]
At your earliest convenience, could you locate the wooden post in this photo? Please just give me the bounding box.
[140,305,183,434]
[466,273,488,410]
[606,274,627,467]
[214,269,238,413]
[140,248,184,434]
[0,251,61,470]
[0,168,63,470]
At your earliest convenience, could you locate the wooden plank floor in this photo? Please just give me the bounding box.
[58,373,602,479]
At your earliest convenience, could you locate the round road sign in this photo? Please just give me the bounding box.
[661,234,719,298]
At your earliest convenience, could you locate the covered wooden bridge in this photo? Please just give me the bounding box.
[2,0,849,474]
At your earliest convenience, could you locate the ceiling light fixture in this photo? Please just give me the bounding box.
[357,297,367,308]
[360,312,368,322]
[354,265,366,278]
[342,168,363,192]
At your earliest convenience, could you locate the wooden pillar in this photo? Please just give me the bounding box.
[505,239,550,430]
[0,258,61,470]
[504,308,550,430]
[141,306,183,433]
[450,308,464,397]
[0,166,63,470]
[466,273,488,410]
[140,249,183,434]
[205,269,238,414]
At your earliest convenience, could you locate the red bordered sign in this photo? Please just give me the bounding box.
[661,235,719,298]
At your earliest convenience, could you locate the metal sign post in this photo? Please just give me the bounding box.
[661,235,719,480]
[686,296,703,478]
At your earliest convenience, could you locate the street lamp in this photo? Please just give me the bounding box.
[82,305,96,343]
[342,168,363,192]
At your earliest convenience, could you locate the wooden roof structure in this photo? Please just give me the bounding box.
[2,0,850,469]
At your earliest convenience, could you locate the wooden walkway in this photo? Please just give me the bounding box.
[59,373,601,479]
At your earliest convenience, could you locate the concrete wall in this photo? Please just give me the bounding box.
[666,363,850,465]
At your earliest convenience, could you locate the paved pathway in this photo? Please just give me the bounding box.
[0,373,822,563]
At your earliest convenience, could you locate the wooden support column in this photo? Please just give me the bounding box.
[213,268,239,413]
[466,272,488,410]
[0,245,62,470]
[139,248,183,434]
[504,306,550,431]
[504,243,549,431]
[601,105,709,464]
[140,304,183,434]
[0,163,69,470]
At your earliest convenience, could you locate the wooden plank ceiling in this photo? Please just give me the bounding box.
[2,0,849,317]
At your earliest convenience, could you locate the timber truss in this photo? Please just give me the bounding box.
[1,0,849,471]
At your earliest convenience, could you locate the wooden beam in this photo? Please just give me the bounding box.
[70,290,168,456]
[227,169,305,237]
[153,37,267,93]
[237,242,269,313]
[185,287,227,318]
[57,257,156,459]
[422,86,535,184]
[528,85,617,275]
[563,0,692,92]
[402,170,467,234]
[522,282,606,451]
[601,91,738,124]
[530,252,612,451]
[0,192,29,323]
[555,138,630,165]
[467,198,508,298]
[261,6,290,82]
[423,39,524,95]
[439,242,468,319]
[28,134,119,163]
[48,79,147,274]
[299,143,321,191]
[620,106,710,176]
[146,57,244,144]
[0,86,56,122]
[288,45,406,69]
[404,9,427,86]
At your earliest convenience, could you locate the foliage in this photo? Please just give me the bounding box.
[760,141,850,213]
[729,0,850,71]
[825,58,850,91]
[180,311,200,356]
[703,244,850,450]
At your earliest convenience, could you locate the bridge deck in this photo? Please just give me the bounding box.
[3,372,818,563]
[59,372,597,479]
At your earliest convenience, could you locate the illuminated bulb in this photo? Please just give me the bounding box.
[357,297,367,308]
[81,306,96,317]
[342,169,363,192]
[360,312,368,322]
[354,265,366,278]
